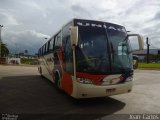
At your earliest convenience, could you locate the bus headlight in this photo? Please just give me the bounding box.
[126,76,133,82]
[77,78,92,84]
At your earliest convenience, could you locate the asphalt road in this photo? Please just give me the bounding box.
[0,65,160,120]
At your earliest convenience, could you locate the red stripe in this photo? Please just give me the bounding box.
[76,72,107,85]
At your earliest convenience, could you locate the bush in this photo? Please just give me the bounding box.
[21,58,38,65]
[138,63,160,69]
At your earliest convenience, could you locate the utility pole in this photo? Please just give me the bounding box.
[146,37,150,64]
[0,25,3,58]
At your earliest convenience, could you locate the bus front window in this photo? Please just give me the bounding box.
[107,26,132,73]
[76,24,132,74]
[76,27,110,74]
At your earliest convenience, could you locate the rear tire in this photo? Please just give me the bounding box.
[39,67,45,78]
[55,73,61,89]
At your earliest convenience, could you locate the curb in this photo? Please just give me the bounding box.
[0,64,38,67]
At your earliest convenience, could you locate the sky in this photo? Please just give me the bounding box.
[0,0,160,54]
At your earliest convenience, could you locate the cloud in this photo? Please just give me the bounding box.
[0,9,20,26]
[153,12,160,21]
[0,0,160,54]
[71,4,92,19]
[3,30,50,54]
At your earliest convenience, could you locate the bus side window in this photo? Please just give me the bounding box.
[40,48,42,56]
[39,48,41,57]
[44,44,46,54]
[55,36,58,50]
[42,46,44,55]
[55,32,62,50]
[45,43,49,54]
[47,41,50,53]
[43,46,45,55]
[49,38,54,51]
[61,22,73,74]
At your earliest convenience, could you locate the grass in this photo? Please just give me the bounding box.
[21,58,38,65]
[138,63,160,69]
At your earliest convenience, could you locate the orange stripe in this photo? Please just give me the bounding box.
[58,48,73,95]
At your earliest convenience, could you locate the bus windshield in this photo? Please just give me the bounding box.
[76,24,132,74]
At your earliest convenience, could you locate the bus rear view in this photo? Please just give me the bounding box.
[38,19,144,98]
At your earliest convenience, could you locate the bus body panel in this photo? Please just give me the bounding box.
[61,71,73,95]
[39,53,54,82]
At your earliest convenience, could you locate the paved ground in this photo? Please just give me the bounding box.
[0,65,160,120]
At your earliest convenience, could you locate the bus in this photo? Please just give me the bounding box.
[38,18,144,99]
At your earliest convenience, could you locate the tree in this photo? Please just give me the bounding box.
[0,42,9,57]
[152,54,160,62]
[24,50,28,54]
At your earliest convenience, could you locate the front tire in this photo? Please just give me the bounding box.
[133,60,138,69]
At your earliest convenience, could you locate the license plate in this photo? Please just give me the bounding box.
[106,88,116,93]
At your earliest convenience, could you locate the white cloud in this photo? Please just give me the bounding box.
[0,9,20,26]
[0,0,160,54]
[21,1,48,18]
[3,30,50,54]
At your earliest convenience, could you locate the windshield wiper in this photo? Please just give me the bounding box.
[104,26,112,72]
[123,35,128,42]
[110,42,115,63]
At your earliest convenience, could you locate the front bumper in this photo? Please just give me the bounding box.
[71,80,133,99]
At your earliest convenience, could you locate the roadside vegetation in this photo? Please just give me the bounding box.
[138,63,160,69]
[21,58,38,65]
[0,41,9,57]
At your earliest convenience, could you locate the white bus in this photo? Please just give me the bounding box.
[38,19,144,98]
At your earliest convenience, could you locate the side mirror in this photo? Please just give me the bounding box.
[70,26,78,47]
[128,34,144,52]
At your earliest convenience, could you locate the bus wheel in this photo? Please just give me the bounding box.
[133,60,138,69]
[39,67,43,77]
[55,73,61,89]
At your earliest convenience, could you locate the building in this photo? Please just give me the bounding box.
[133,49,160,62]
[8,53,37,59]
